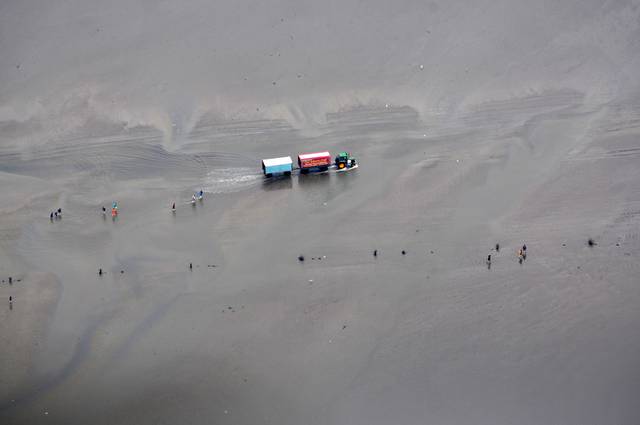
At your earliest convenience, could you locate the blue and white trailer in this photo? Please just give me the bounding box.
[262,156,293,177]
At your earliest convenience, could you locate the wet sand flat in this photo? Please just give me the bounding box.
[1,97,639,425]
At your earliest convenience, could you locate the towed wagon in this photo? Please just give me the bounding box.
[298,151,331,173]
[262,156,293,177]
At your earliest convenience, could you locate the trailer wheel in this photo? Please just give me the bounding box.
[265,173,272,178]
[284,171,291,176]
[301,169,308,174]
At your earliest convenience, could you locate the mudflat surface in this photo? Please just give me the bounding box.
[1,1,640,424]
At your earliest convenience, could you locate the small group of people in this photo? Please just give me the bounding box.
[101,201,118,218]
[518,244,527,263]
[96,192,207,218]
[191,190,204,204]
[49,208,62,220]
[185,190,205,207]
[486,243,527,267]
[170,190,204,212]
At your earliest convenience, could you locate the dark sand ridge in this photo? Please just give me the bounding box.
[1,1,640,424]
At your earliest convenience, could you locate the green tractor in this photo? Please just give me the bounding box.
[335,151,357,170]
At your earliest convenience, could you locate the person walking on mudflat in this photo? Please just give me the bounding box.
[518,248,524,264]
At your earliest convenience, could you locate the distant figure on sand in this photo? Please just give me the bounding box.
[112,201,118,210]
[495,243,500,252]
[57,208,62,216]
[192,194,197,204]
[50,212,54,220]
[198,190,204,200]
[102,206,106,215]
[172,202,176,212]
[518,248,524,264]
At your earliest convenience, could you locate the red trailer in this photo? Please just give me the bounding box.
[298,151,331,173]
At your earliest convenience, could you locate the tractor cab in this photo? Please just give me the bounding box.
[335,152,354,169]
